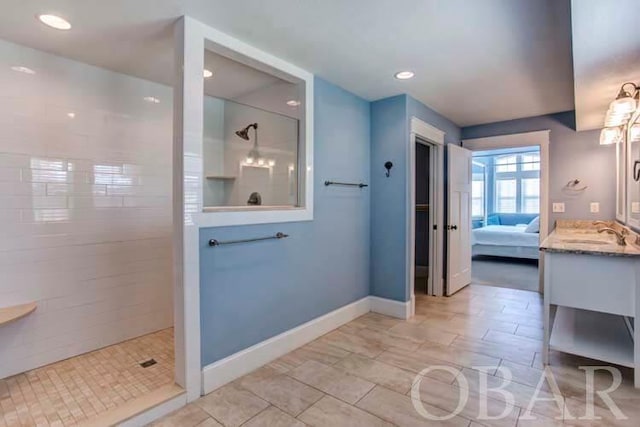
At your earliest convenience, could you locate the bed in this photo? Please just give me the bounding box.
[472,224,540,259]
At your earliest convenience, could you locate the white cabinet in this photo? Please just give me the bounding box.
[543,251,640,387]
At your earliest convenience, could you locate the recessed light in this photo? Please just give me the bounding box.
[38,14,72,30]
[394,71,414,80]
[11,66,36,75]
[67,112,76,118]
[143,96,160,104]
[203,69,213,78]
[286,100,301,107]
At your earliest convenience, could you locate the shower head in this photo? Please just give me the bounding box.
[235,123,258,141]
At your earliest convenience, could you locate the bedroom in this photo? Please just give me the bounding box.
[470,145,542,292]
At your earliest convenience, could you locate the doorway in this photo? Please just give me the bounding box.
[414,141,433,294]
[462,131,550,293]
[408,117,446,303]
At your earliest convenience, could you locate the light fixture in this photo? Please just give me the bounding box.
[604,109,631,127]
[245,157,254,164]
[257,158,265,166]
[631,124,640,143]
[600,127,622,145]
[203,69,213,78]
[609,84,637,115]
[286,100,301,107]
[11,66,36,75]
[67,112,75,118]
[268,160,276,167]
[143,96,160,104]
[394,71,414,80]
[38,14,72,30]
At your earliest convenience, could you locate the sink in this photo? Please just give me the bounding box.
[561,239,609,245]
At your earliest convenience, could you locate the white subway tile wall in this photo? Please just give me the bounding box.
[0,39,174,378]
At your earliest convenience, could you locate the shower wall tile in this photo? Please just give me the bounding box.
[0,38,174,379]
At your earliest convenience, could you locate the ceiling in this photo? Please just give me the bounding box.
[0,0,577,127]
[571,0,640,131]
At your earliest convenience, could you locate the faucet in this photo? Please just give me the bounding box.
[597,227,627,246]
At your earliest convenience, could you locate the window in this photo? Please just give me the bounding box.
[496,179,517,213]
[490,149,540,214]
[472,177,485,217]
[521,153,540,171]
[522,178,540,213]
[495,155,517,173]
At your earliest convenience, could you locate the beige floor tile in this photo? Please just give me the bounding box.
[412,343,501,371]
[274,340,351,371]
[460,368,564,420]
[195,384,269,427]
[318,330,386,358]
[450,336,536,366]
[514,325,544,341]
[0,329,174,427]
[0,381,8,400]
[242,406,305,427]
[412,376,520,427]
[470,310,543,328]
[356,386,470,427]
[376,348,463,384]
[333,353,416,394]
[387,323,458,345]
[495,360,548,390]
[482,330,542,352]
[195,418,223,427]
[237,366,323,416]
[562,394,640,427]
[298,395,392,427]
[287,360,374,404]
[349,313,403,330]
[339,323,422,352]
[449,314,519,334]
[149,404,211,427]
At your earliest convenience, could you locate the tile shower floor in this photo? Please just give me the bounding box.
[0,328,174,427]
[157,285,640,427]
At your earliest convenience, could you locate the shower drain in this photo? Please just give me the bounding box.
[139,359,157,368]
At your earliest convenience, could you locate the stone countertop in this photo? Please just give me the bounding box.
[540,220,640,257]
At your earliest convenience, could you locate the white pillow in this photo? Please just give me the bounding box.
[525,216,540,233]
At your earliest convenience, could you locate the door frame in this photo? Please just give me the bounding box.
[462,130,550,293]
[408,117,446,303]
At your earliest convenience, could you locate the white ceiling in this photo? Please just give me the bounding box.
[0,0,576,127]
[571,0,640,131]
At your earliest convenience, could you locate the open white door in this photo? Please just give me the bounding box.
[446,144,472,295]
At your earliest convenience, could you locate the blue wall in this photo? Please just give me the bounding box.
[199,77,371,365]
[370,95,461,303]
[462,111,615,227]
[370,96,408,302]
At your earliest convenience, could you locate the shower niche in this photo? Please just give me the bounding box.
[202,48,303,210]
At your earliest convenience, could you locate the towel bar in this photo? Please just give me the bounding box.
[209,232,289,247]
[324,180,368,188]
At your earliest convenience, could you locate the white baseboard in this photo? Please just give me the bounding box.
[201,296,371,394]
[369,295,413,320]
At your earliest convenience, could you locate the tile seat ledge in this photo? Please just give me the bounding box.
[0,302,37,326]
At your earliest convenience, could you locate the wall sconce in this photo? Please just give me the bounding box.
[601,82,640,146]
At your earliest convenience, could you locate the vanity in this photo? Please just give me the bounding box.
[541,220,640,387]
